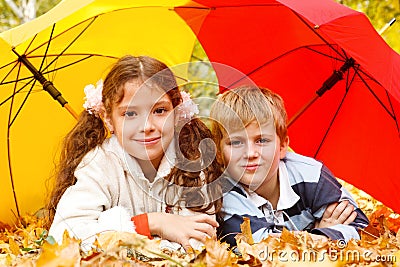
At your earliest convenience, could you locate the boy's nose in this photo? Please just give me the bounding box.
[244,144,260,159]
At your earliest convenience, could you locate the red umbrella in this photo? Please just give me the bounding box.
[176,0,400,212]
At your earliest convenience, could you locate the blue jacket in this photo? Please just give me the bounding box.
[218,152,369,247]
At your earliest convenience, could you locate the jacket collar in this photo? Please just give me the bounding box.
[107,135,176,183]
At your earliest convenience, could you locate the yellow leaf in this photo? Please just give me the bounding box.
[280,228,298,246]
[8,237,20,255]
[393,250,400,267]
[239,217,254,245]
[204,238,236,267]
[97,231,146,251]
[0,253,15,266]
[36,231,81,267]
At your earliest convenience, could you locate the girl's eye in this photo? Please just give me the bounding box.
[124,111,137,117]
[229,140,242,146]
[154,107,167,114]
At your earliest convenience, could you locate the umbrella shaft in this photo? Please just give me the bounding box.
[288,58,355,127]
[14,50,67,105]
[13,49,78,120]
[316,58,355,96]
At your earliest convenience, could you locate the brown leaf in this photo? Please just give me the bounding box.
[0,221,11,232]
[360,224,380,242]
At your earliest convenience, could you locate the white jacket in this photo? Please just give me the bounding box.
[49,135,206,250]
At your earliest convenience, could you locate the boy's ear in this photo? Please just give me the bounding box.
[279,136,289,159]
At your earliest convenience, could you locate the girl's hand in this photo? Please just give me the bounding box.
[148,212,218,249]
[315,200,357,228]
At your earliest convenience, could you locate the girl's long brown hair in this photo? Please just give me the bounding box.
[46,55,222,226]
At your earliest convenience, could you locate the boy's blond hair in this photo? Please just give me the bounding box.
[210,85,288,154]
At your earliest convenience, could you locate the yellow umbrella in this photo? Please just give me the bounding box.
[0,0,201,223]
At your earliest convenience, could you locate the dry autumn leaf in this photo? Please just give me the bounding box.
[8,238,20,256]
[0,180,399,266]
[35,231,81,267]
[239,217,254,245]
[203,238,237,267]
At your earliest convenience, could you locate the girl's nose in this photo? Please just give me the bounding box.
[141,115,156,133]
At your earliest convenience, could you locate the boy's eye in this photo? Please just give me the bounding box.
[124,111,137,117]
[257,138,270,144]
[154,107,167,114]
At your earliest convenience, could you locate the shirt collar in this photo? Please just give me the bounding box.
[276,160,300,210]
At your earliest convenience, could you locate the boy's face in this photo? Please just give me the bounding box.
[221,120,288,191]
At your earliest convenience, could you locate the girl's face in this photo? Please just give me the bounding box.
[221,120,288,191]
[107,80,175,168]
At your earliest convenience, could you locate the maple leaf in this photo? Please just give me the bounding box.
[203,238,237,267]
[35,230,81,267]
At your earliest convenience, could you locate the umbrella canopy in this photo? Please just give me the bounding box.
[176,0,400,212]
[0,0,199,223]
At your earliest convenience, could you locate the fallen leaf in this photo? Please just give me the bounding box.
[35,231,81,267]
[240,217,254,245]
[8,238,20,256]
[204,238,237,267]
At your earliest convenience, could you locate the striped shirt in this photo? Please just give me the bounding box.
[218,152,369,247]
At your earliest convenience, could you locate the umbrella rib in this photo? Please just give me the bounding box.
[0,60,21,85]
[41,17,98,74]
[26,15,99,56]
[356,67,381,86]
[337,48,381,85]
[1,54,114,92]
[41,55,98,75]
[385,90,400,135]
[7,63,23,218]
[314,69,357,158]
[9,80,36,127]
[23,32,39,56]
[0,79,36,107]
[290,10,346,61]
[1,75,37,86]
[304,46,345,62]
[24,6,136,57]
[355,71,396,121]
[227,44,344,89]
[27,53,118,59]
[0,61,37,108]
[177,3,281,10]
[38,24,55,73]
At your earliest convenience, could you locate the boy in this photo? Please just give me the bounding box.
[210,86,369,247]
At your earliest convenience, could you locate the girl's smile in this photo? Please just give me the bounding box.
[134,136,161,145]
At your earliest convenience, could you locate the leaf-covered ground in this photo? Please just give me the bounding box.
[1,181,399,266]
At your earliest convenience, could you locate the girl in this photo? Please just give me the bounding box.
[47,55,222,250]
